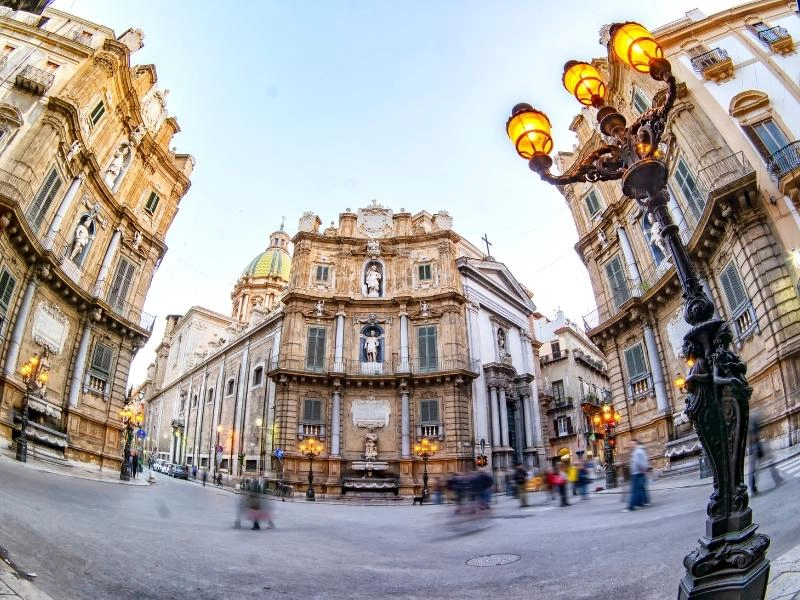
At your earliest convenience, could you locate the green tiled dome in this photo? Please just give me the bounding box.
[241,247,291,280]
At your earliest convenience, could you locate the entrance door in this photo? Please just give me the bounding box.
[506,402,522,465]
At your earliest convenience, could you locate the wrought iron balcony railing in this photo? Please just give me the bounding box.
[14,64,54,95]
[766,141,800,182]
[757,25,790,45]
[690,48,730,74]
[270,354,479,376]
[106,296,156,332]
[540,349,568,364]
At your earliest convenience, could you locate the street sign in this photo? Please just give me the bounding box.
[274,448,284,459]
[136,429,146,439]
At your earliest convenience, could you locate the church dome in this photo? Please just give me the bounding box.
[240,228,291,281]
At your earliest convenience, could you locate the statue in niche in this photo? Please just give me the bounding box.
[364,429,378,460]
[598,229,608,247]
[66,140,82,162]
[314,300,325,317]
[364,330,380,363]
[104,148,125,187]
[69,207,99,262]
[131,230,142,251]
[497,329,508,356]
[365,263,382,297]
[647,213,668,262]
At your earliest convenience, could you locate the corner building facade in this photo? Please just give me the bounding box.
[0,7,192,468]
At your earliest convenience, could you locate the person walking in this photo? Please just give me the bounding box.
[577,460,590,499]
[130,450,138,478]
[624,440,649,512]
[749,412,782,495]
[567,461,579,496]
[201,468,208,487]
[556,463,570,507]
[192,464,198,480]
[514,462,528,507]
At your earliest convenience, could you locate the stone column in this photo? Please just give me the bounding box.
[331,384,342,456]
[333,311,345,371]
[67,317,93,407]
[498,387,509,448]
[44,174,83,250]
[3,269,42,376]
[400,381,410,458]
[489,385,501,448]
[521,393,534,449]
[468,301,488,446]
[233,342,251,474]
[642,320,669,412]
[399,311,409,371]
[668,193,689,236]
[93,228,122,298]
[617,227,642,289]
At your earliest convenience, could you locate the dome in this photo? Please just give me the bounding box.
[240,226,291,281]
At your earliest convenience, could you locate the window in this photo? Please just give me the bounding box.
[624,344,648,380]
[418,263,432,281]
[315,265,329,282]
[87,342,113,395]
[44,60,59,72]
[745,118,790,159]
[552,380,565,404]
[27,167,63,230]
[632,88,651,114]
[604,256,630,308]
[0,268,16,335]
[417,326,438,372]
[89,101,105,126]
[556,416,572,436]
[420,398,439,423]
[192,394,198,407]
[719,261,748,313]
[584,190,602,220]
[672,157,705,220]
[206,388,214,403]
[106,257,135,311]
[305,327,326,371]
[144,192,159,215]
[179,392,186,413]
[226,378,235,396]
[303,398,322,423]
[252,366,264,386]
[550,340,561,357]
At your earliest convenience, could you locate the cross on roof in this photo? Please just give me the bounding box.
[482,233,493,259]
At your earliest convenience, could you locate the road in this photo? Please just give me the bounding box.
[0,459,797,600]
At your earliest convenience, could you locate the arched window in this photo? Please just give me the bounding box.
[226,378,235,396]
[252,366,264,386]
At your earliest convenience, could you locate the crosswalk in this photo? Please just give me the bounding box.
[776,454,800,479]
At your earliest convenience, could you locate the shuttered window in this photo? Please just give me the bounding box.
[417,326,438,372]
[420,399,439,424]
[744,119,790,159]
[26,167,63,230]
[584,190,602,219]
[553,380,565,404]
[624,344,648,380]
[719,262,749,313]
[303,398,322,423]
[632,88,651,114]
[90,101,105,125]
[604,256,630,308]
[107,257,135,310]
[144,192,159,214]
[88,342,114,395]
[305,327,326,371]
[556,416,573,436]
[673,158,705,220]
[0,268,16,334]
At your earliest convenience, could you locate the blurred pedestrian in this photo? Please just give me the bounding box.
[749,412,782,495]
[192,464,198,480]
[130,450,138,478]
[514,462,528,507]
[472,471,493,509]
[556,463,569,507]
[624,440,649,512]
[201,468,208,487]
[567,461,578,496]
[544,467,557,502]
[577,461,590,499]
[505,469,515,496]
[432,478,443,505]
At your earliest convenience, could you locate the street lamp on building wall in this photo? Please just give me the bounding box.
[505,21,769,599]
[298,436,323,501]
[256,417,265,476]
[414,437,438,498]
[16,348,51,462]
[591,396,622,488]
[119,402,137,481]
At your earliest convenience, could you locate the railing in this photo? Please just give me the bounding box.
[420,424,441,438]
[69,28,94,47]
[697,152,755,195]
[547,398,574,414]
[581,393,601,407]
[0,166,33,206]
[690,48,730,74]
[270,354,479,376]
[14,64,55,95]
[106,296,156,332]
[766,141,800,182]
[573,349,606,373]
[540,349,568,364]
[298,423,325,439]
[729,301,758,344]
[628,373,653,401]
[757,26,790,45]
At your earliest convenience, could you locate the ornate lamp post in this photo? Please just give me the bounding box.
[256,417,265,477]
[214,425,222,481]
[591,401,622,488]
[16,348,51,462]
[298,436,323,501]
[505,22,769,599]
[413,437,438,498]
[119,402,135,481]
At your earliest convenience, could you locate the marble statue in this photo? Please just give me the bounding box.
[598,229,608,247]
[131,230,142,251]
[315,300,325,317]
[420,300,430,317]
[364,430,378,460]
[364,330,380,363]
[66,140,82,162]
[647,213,668,260]
[69,221,90,261]
[365,264,382,297]
[104,148,125,187]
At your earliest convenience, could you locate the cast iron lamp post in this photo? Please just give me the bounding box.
[298,436,323,501]
[255,417,265,477]
[119,402,136,481]
[413,437,438,497]
[506,22,769,599]
[214,425,222,482]
[591,400,622,488]
[16,348,51,462]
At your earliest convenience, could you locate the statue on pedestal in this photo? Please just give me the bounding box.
[364,430,378,460]
[364,330,380,363]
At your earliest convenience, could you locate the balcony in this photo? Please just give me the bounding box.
[546,398,574,414]
[690,48,734,82]
[106,296,156,332]
[269,354,479,378]
[756,26,794,55]
[298,423,325,439]
[540,349,568,365]
[580,393,602,407]
[627,373,653,402]
[69,27,94,47]
[14,64,54,95]
[573,349,607,374]
[0,166,33,206]
[729,301,760,348]
[767,141,800,182]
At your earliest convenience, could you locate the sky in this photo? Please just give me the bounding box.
[52,0,733,386]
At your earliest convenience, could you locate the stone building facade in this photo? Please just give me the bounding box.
[0,6,193,469]
[534,310,610,465]
[559,1,800,470]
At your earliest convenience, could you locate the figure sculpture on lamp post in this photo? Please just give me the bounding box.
[16,348,51,463]
[298,436,323,501]
[505,22,769,599]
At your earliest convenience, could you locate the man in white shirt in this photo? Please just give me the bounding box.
[625,440,650,511]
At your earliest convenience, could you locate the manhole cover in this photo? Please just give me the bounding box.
[466,554,521,567]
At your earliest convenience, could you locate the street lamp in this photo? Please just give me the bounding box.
[298,436,323,501]
[591,400,622,488]
[214,425,222,482]
[119,402,136,481]
[255,417,265,477]
[506,21,768,599]
[16,348,51,462]
[413,437,438,498]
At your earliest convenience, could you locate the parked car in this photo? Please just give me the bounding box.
[172,465,189,480]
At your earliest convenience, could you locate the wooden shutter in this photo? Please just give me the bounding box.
[90,343,113,377]
[421,399,439,423]
[306,328,326,370]
[553,420,559,436]
[107,257,135,309]
[0,269,15,313]
[304,399,321,422]
[624,345,647,379]
[418,326,438,371]
[90,101,105,125]
[605,256,630,308]
[720,262,748,312]
[566,416,574,434]
[27,167,62,230]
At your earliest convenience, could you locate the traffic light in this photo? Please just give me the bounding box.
[609,437,617,448]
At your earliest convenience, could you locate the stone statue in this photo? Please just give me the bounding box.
[364,430,378,460]
[66,140,82,162]
[365,264,382,297]
[104,147,126,187]
[130,125,146,147]
[315,300,325,317]
[497,328,509,358]
[598,229,608,247]
[420,300,430,317]
[131,230,142,251]
[364,330,380,363]
[69,212,97,261]
[647,213,668,260]
[366,239,380,258]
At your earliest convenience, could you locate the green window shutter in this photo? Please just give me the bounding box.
[306,328,326,370]
[584,191,601,218]
[720,262,748,312]
[90,101,105,125]
[0,269,16,312]
[673,158,705,219]
[27,167,63,230]
[604,256,630,308]
[304,399,321,422]
[90,343,113,377]
[417,326,438,371]
[421,399,439,423]
[107,257,135,309]
[624,344,647,379]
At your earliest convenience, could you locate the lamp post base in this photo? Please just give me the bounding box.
[604,465,617,489]
[120,464,131,481]
[306,488,315,501]
[678,555,769,600]
[15,438,27,463]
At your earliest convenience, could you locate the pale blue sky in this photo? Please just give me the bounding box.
[52,0,731,385]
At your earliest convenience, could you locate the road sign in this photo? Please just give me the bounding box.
[275,448,284,459]
[136,429,146,439]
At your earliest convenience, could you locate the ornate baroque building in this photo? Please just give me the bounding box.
[0,6,193,468]
[560,1,800,470]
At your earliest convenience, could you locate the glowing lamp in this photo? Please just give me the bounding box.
[610,22,663,73]
[592,415,601,426]
[506,103,553,160]
[562,60,607,107]
[20,364,32,378]
[614,412,622,423]
[256,417,263,427]
[674,373,687,389]
[216,425,223,433]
